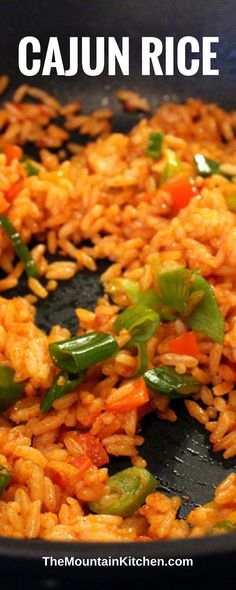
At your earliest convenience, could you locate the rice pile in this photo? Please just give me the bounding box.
[0,87,236,540]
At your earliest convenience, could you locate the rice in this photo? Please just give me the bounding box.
[0,85,235,541]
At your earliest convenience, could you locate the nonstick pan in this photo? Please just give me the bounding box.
[0,1,236,588]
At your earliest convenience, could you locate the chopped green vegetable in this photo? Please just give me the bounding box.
[49,332,119,374]
[156,267,224,344]
[114,304,160,343]
[0,215,39,279]
[185,274,224,344]
[89,467,156,517]
[0,365,24,412]
[114,305,160,375]
[0,465,12,494]
[194,154,233,181]
[135,341,149,377]
[207,520,236,536]
[106,278,162,310]
[157,268,193,314]
[40,371,85,414]
[21,155,39,176]
[160,149,180,185]
[147,132,164,160]
[144,366,201,398]
[226,194,236,212]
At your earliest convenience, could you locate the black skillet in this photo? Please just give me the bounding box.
[0,1,236,588]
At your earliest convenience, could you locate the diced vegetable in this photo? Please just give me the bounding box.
[156,268,224,344]
[226,194,236,212]
[6,180,24,202]
[194,154,233,181]
[0,465,12,494]
[114,304,160,343]
[49,332,119,374]
[4,144,23,164]
[168,331,199,357]
[40,371,85,414]
[106,377,149,413]
[0,215,39,278]
[23,158,39,176]
[144,366,201,399]
[162,177,198,211]
[114,305,160,375]
[106,278,162,310]
[160,149,180,185]
[185,274,224,345]
[207,520,236,536]
[147,132,164,160]
[89,467,156,516]
[69,454,92,475]
[157,268,193,314]
[0,366,24,412]
[75,433,109,467]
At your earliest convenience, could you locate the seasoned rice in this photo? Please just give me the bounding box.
[0,85,235,541]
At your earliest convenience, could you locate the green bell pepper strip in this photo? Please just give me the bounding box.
[0,215,39,279]
[0,465,12,494]
[40,370,85,414]
[89,467,156,517]
[207,520,236,535]
[49,332,119,374]
[147,132,164,160]
[144,366,201,399]
[194,154,233,181]
[0,365,24,412]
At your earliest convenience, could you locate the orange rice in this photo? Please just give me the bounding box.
[0,88,235,540]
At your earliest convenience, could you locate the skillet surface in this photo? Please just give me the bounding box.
[0,1,236,583]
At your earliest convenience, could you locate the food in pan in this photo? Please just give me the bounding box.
[0,84,235,541]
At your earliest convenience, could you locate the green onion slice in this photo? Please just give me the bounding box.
[207,520,236,536]
[160,149,180,185]
[194,154,233,181]
[144,366,201,399]
[147,132,164,160]
[22,156,40,176]
[114,304,160,343]
[226,194,236,212]
[184,273,224,344]
[106,278,162,310]
[0,215,39,279]
[156,267,224,344]
[40,371,85,414]
[49,332,119,374]
[0,366,24,412]
[0,465,12,494]
[114,305,159,375]
[89,467,156,517]
[157,268,193,314]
